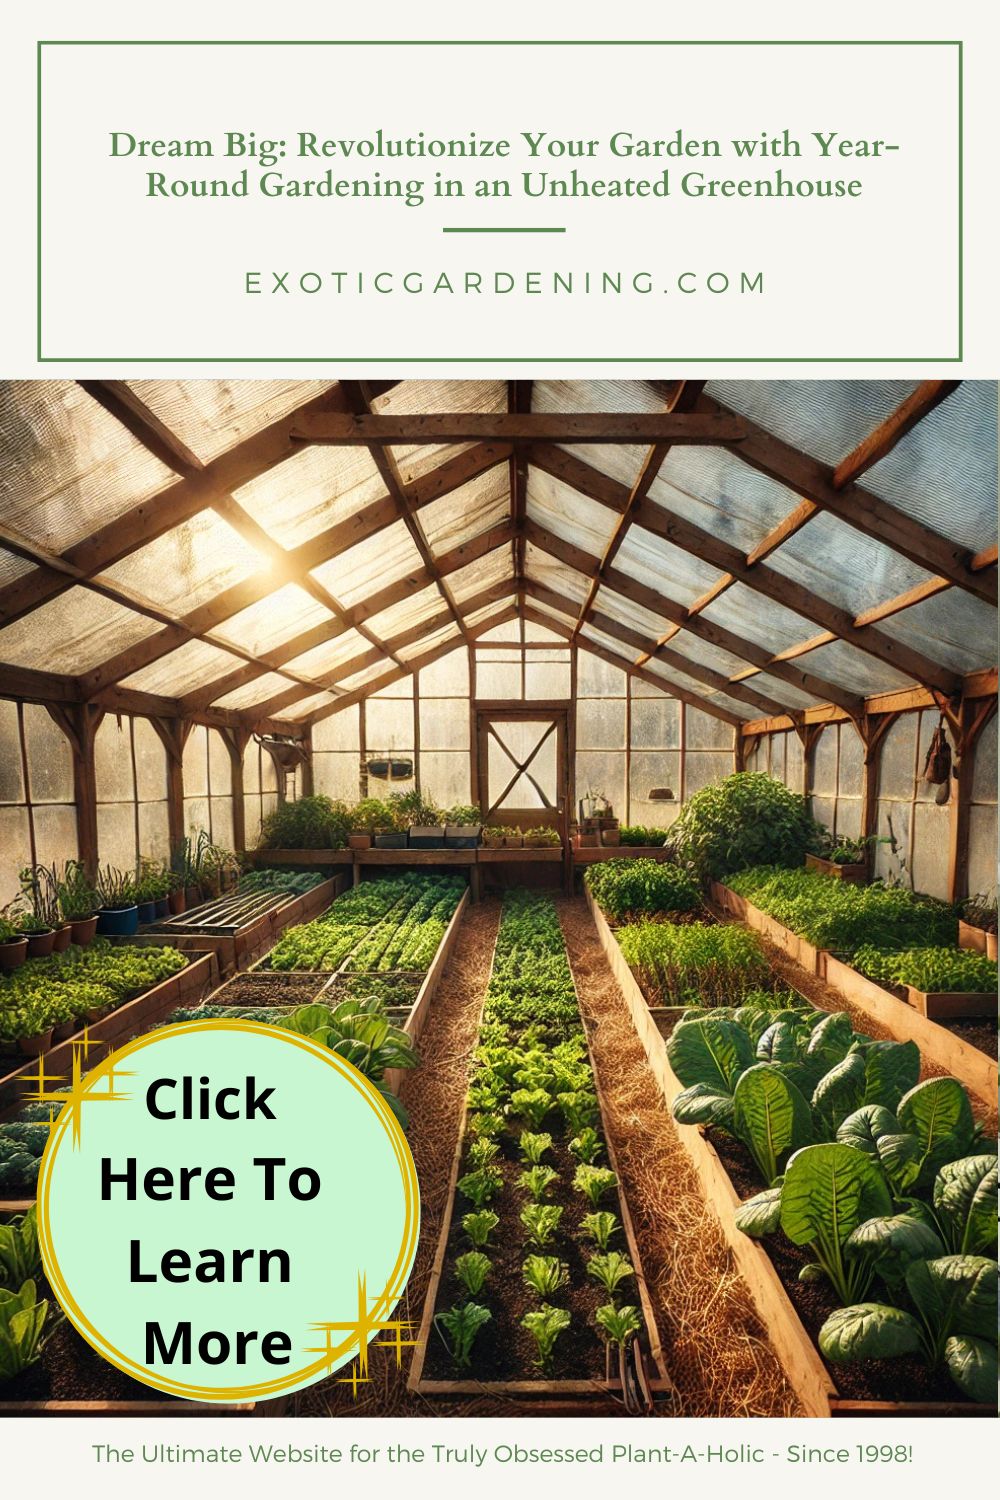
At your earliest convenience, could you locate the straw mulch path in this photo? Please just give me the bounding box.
[556,896,803,1418]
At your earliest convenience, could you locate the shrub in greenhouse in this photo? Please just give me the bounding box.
[585,858,700,919]
[665,772,824,881]
[257,795,352,850]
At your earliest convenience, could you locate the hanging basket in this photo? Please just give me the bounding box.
[367,757,414,781]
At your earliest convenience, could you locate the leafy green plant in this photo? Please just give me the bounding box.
[96,864,137,910]
[0,1280,53,1380]
[521,1304,571,1369]
[665,772,824,880]
[557,1091,598,1135]
[581,1211,620,1251]
[457,1167,503,1209]
[467,1112,504,1140]
[932,1156,998,1255]
[520,1203,563,1246]
[595,1303,643,1348]
[586,1251,635,1298]
[585,858,699,918]
[574,1165,618,1207]
[467,1138,501,1169]
[257,794,352,850]
[510,1088,553,1129]
[518,1165,558,1202]
[727,866,958,951]
[854,945,997,994]
[0,1208,41,1287]
[618,921,771,1006]
[435,1302,491,1368]
[522,1255,569,1297]
[618,826,668,848]
[462,1211,500,1248]
[569,1128,604,1164]
[454,1251,491,1297]
[277,999,417,1128]
[53,860,99,921]
[519,1131,554,1164]
[445,804,482,827]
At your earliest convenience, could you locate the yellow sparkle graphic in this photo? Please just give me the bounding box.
[21,1031,133,1146]
[304,1272,419,1397]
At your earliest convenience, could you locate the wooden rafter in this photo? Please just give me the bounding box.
[530,442,961,697]
[510,380,532,609]
[832,381,961,491]
[291,411,747,446]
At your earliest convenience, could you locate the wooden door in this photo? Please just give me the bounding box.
[474,707,570,844]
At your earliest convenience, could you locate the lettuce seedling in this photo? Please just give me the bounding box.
[0,1207,40,1288]
[569,1128,604,1164]
[557,1091,598,1135]
[510,1089,553,1129]
[595,1303,642,1348]
[462,1210,500,1248]
[518,1165,558,1202]
[457,1166,503,1209]
[580,1211,619,1251]
[467,1137,501,1169]
[435,1302,491,1369]
[519,1131,554,1164]
[522,1255,569,1297]
[467,1111,504,1139]
[521,1303,571,1369]
[520,1203,563,1246]
[0,1280,52,1380]
[586,1251,635,1297]
[454,1251,491,1297]
[574,1165,617,1207]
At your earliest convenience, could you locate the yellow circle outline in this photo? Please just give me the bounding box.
[36,1019,419,1404]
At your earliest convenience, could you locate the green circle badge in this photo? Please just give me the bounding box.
[37,1021,419,1403]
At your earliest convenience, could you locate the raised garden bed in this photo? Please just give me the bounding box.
[586,888,996,1419]
[143,876,342,975]
[710,881,997,1109]
[409,890,670,1405]
[959,919,998,962]
[804,853,868,883]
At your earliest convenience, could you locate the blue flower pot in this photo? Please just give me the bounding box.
[137,900,157,925]
[96,905,139,937]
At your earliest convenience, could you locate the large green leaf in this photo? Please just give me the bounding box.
[821,1308,923,1368]
[904,1255,998,1343]
[733,1064,812,1185]
[846,1213,943,1268]
[756,1021,806,1064]
[734,1186,782,1238]
[862,1040,921,1113]
[811,1052,867,1137]
[837,1104,900,1157]
[671,1084,735,1128]
[933,1155,998,1256]
[666,1018,754,1093]
[807,1011,855,1065]
[875,1132,923,1195]
[819,1302,923,1363]
[780,1144,893,1252]
[897,1079,976,1184]
[944,1336,998,1404]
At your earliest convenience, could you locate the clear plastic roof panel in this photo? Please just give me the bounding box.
[532,379,665,491]
[614,525,723,608]
[707,380,919,468]
[0,381,175,551]
[650,445,801,555]
[120,638,246,698]
[0,586,158,675]
[232,444,386,550]
[526,466,619,557]
[209,584,333,657]
[666,628,769,684]
[878,591,1000,676]
[641,655,750,721]
[399,623,461,661]
[418,466,510,555]
[211,672,300,712]
[466,599,517,632]
[861,382,999,554]
[371,380,506,484]
[310,520,424,609]
[0,549,39,589]
[524,542,591,605]
[96,511,270,615]
[282,691,339,721]
[795,639,913,697]
[702,582,822,656]
[339,659,396,693]
[594,584,675,640]
[123,381,331,465]
[280,628,373,683]
[736,670,817,712]
[448,546,513,605]
[363,583,447,643]
[526,601,579,633]
[765,510,932,614]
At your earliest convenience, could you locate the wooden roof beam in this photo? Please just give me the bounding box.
[832,381,961,491]
[292,411,747,446]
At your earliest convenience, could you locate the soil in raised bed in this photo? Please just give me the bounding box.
[208,973,326,1007]
[707,1129,980,1407]
[422,1121,610,1382]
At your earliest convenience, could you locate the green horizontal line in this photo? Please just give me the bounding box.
[442,226,566,234]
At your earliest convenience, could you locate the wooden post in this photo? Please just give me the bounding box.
[734,725,746,772]
[298,727,314,798]
[149,717,192,853]
[65,705,102,879]
[948,697,997,902]
[222,727,250,855]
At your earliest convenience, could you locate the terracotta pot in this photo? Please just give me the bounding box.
[24,929,56,958]
[52,924,73,953]
[185,885,201,909]
[168,889,187,916]
[579,832,599,848]
[86,1006,107,1024]
[53,1019,79,1043]
[0,937,28,972]
[19,1028,55,1057]
[348,833,372,850]
[70,915,99,946]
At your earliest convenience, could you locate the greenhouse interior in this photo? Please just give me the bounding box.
[0,377,996,1418]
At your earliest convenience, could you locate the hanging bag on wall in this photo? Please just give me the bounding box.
[922,715,953,805]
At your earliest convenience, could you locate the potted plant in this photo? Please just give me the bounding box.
[349,798,389,850]
[804,831,877,883]
[600,819,621,847]
[959,891,998,961]
[16,910,57,959]
[397,792,446,850]
[524,826,562,849]
[96,864,140,936]
[16,995,55,1058]
[578,825,600,848]
[504,826,524,848]
[481,825,507,849]
[0,913,28,972]
[55,859,100,945]
[19,863,68,952]
[134,858,163,924]
[372,795,408,850]
[445,804,482,849]
[166,867,186,916]
[169,835,200,910]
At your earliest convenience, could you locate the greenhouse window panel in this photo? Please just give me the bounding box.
[533,378,666,490]
[279,628,371,682]
[467,600,518,634]
[0,380,176,551]
[526,601,580,633]
[651,444,800,555]
[764,508,933,614]
[210,671,301,712]
[208,583,333,656]
[0,585,159,675]
[231,442,387,549]
[795,638,914,697]
[372,378,506,484]
[524,541,591,604]
[593,584,675,640]
[614,523,724,607]
[0,547,39,589]
[119,637,247,698]
[309,519,425,609]
[94,509,272,615]
[419,466,511,553]
[398,623,462,661]
[364,583,449,642]
[701,581,823,655]
[877,590,1000,676]
[706,379,919,467]
[860,381,999,554]
[124,380,331,465]
[447,545,514,604]
[282,690,340,720]
[526,465,621,556]
[641,655,751,721]
[339,657,396,693]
